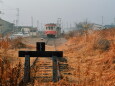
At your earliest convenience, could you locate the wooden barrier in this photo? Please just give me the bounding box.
[19,42,63,83]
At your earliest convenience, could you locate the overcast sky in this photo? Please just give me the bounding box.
[0,0,115,27]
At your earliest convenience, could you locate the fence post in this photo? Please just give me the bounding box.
[37,42,45,51]
[24,52,30,83]
[52,56,58,82]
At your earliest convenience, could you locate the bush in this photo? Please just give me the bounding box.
[10,37,27,49]
[64,31,77,39]
[93,39,110,51]
[0,57,22,86]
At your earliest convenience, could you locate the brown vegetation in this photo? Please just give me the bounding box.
[0,28,115,86]
[0,37,24,86]
[58,28,115,86]
[0,58,22,86]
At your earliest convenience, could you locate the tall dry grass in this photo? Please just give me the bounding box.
[0,28,115,86]
[57,28,115,86]
[0,58,22,86]
[0,37,23,86]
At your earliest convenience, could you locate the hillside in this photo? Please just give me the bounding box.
[57,28,115,86]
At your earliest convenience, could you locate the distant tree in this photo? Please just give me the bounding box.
[75,21,93,42]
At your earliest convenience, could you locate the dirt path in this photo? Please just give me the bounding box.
[22,37,67,47]
[20,37,67,67]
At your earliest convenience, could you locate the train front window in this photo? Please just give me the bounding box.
[49,27,50,30]
[51,27,53,30]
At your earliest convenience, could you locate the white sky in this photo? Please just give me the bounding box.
[0,0,115,27]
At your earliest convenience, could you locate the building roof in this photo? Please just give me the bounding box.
[0,18,14,25]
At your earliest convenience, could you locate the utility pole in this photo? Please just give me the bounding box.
[70,23,71,29]
[16,8,19,33]
[113,18,115,25]
[86,18,88,24]
[37,20,39,36]
[0,11,1,19]
[0,0,3,17]
[0,11,4,19]
[37,20,39,30]
[31,16,34,37]
[41,22,42,31]
[102,16,104,26]
[61,22,63,30]
[0,11,4,35]
[0,1,3,35]
[13,20,15,33]
[57,18,61,27]
[16,8,19,26]
[31,16,33,27]
[66,22,68,29]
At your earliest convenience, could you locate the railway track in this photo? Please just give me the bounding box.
[31,38,58,82]
[18,38,70,85]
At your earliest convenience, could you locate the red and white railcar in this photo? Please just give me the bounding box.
[44,23,61,37]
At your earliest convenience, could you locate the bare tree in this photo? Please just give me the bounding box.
[75,21,93,42]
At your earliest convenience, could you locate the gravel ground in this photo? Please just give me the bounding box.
[22,37,67,47]
[21,37,67,68]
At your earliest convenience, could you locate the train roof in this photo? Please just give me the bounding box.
[45,23,57,27]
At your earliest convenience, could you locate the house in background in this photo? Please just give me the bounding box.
[18,26,38,37]
[30,27,38,36]
[92,24,105,30]
[21,27,31,34]
[0,18,14,35]
[104,25,115,29]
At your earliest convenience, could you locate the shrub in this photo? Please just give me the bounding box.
[93,39,110,51]
[0,57,22,86]
[64,31,77,39]
[10,37,27,49]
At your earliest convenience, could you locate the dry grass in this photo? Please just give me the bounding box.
[0,58,22,86]
[0,28,115,86]
[57,28,115,86]
[0,37,24,86]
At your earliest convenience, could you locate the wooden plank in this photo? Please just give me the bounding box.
[33,76,52,78]
[19,51,63,57]
[24,55,30,83]
[18,42,64,83]
[52,56,58,82]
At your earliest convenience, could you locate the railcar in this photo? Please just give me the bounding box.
[44,23,61,37]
